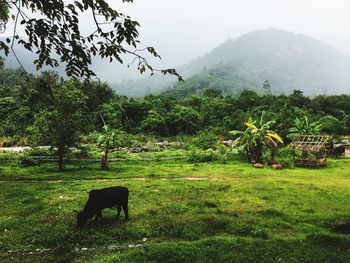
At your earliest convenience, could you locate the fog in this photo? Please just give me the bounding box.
[3,0,350,82]
[97,0,350,81]
[117,0,350,66]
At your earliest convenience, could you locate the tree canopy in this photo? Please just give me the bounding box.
[29,79,88,171]
[0,0,182,80]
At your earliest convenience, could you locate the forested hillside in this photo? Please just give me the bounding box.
[3,30,350,98]
[115,29,350,97]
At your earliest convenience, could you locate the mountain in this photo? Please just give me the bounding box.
[114,29,350,97]
[2,29,350,97]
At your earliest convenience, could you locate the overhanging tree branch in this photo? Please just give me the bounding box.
[0,0,183,81]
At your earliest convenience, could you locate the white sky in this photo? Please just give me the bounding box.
[113,0,350,67]
[3,0,350,81]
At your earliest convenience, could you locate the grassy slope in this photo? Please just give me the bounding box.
[1,153,350,262]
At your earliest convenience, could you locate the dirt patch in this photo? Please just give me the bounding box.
[0,177,222,183]
[93,178,147,182]
[180,177,222,181]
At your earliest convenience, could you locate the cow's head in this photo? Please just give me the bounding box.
[76,211,88,228]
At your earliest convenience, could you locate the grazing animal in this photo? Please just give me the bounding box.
[76,186,129,228]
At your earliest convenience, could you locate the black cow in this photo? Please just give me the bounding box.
[76,186,129,228]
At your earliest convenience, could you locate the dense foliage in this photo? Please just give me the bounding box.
[230,112,283,163]
[1,67,350,147]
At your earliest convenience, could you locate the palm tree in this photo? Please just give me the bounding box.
[230,111,283,163]
[287,116,322,139]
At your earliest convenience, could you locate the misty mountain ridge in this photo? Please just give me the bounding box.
[2,29,350,97]
[115,29,350,97]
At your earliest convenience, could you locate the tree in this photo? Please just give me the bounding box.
[236,90,259,111]
[121,98,149,133]
[288,90,310,109]
[167,105,202,135]
[97,101,124,130]
[17,71,61,113]
[343,114,350,134]
[94,119,125,170]
[319,115,345,135]
[0,96,30,136]
[230,112,283,163]
[203,88,223,98]
[29,80,87,171]
[200,97,230,128]
[0,0,182,80]
[262,80,271,95]
[80,80,115,113]
[287,116,323,139]
[141,110,167,135]
[0,0,8,33]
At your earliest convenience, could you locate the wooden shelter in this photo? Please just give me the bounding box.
[344,145,350,158]
[290,135,333,168]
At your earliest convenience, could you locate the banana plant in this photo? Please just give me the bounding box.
[287,116,322,139]
[94,114,125,170]
[230,111,283,163]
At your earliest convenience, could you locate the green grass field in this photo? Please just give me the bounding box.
[1,152,350,262]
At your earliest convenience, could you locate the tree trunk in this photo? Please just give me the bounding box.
[58,146,65,172]
[253,144,263,163]
[101,154,107,170]
[101,145,109,170]
[270,148,276,164]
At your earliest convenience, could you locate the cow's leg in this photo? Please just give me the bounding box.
[116,204,122,220]
[95,211,102,223]
[122,202,128,221]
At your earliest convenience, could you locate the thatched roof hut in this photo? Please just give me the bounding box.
[290,135,333,167]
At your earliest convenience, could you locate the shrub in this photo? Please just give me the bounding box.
[0,136,29,147]
[274,147,294,168]
[188,149,218,163]
[25,147,55,156]
[192,131,219,150]
[0,136,13,147]
[18,154,38,167]
[173,135,193,150]
[68,144,95,159]
[217,144,229,164]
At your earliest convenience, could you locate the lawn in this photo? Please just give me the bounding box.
[1,152,350,262]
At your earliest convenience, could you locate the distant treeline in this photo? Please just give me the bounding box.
[1,68,350,141]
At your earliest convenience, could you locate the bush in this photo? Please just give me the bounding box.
[0,137,13,147]
[25,147,56,156]
[173,135,193,150]
[18,154,39,167]
[0,136,29,147]
[132,134,158,145]
[0,151,16,162]
[217,144,229,164]
[274,147,294,168]
[192,131,219,150]
[188,149,219,163]
[68,144,96,159]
